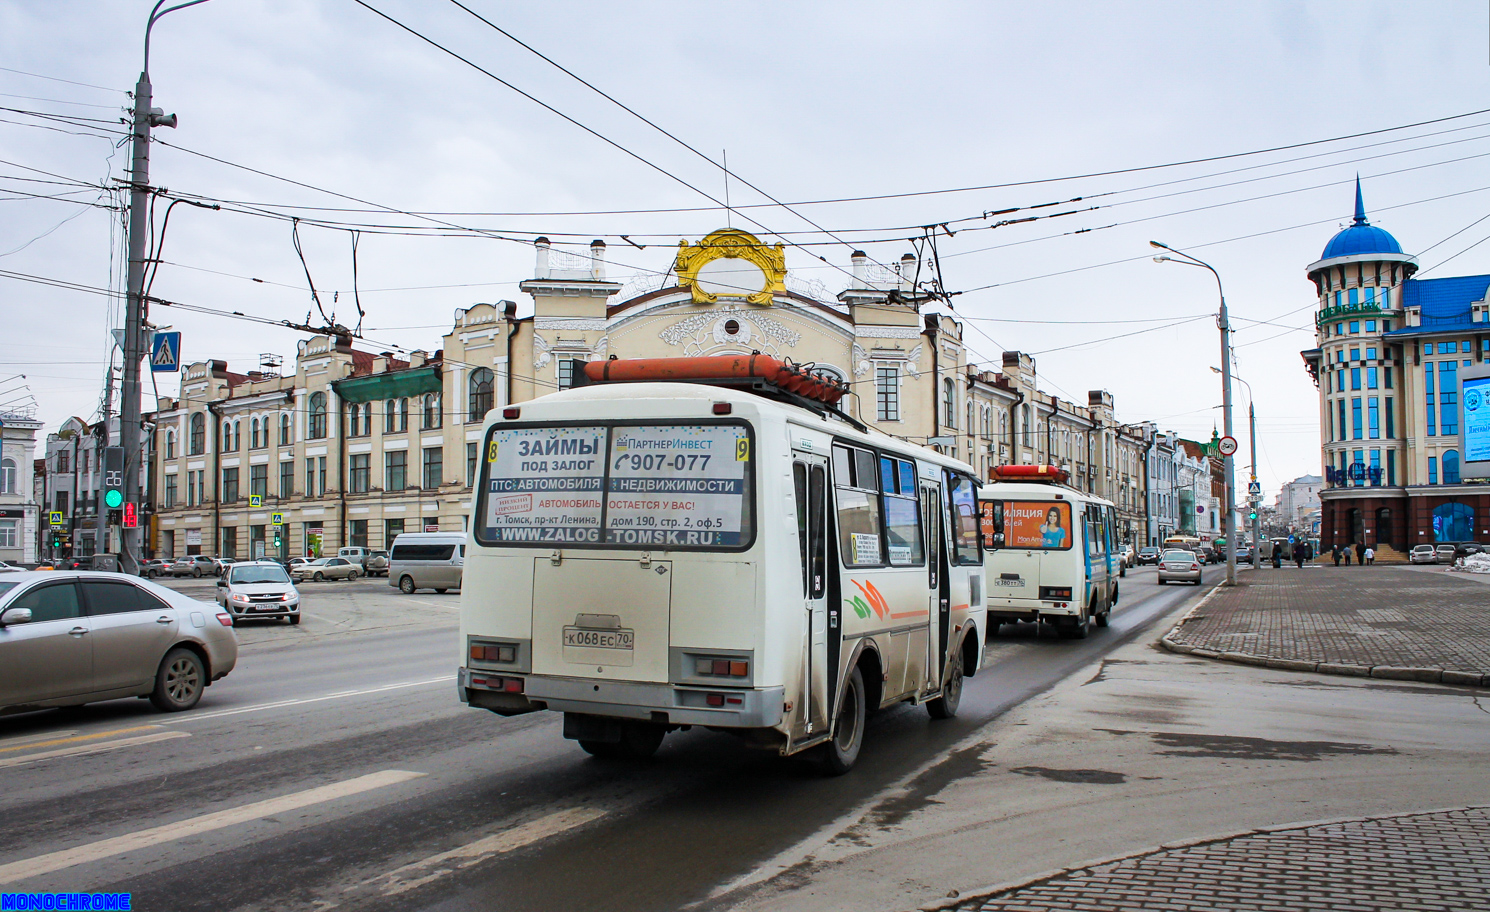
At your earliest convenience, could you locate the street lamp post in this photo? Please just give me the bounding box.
[117,0,210,574]
[1220,369,1261,567]
[1153,242,1237,586]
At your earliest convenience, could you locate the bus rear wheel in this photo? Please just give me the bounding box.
[819,666,865,775]
[926,649,963,720]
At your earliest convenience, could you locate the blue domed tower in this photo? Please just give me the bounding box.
[1305,179,1416,556]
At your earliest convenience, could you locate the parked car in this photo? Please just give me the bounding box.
[1409,544,1437,564]
[364,550,390,577]
[139,559,171,579]
[1436,544,1459,564]
[0,561,24,573]
[170,555,218,578]
[216,560,301,625]
[292,557,360,582]
[1137,547,1162,566]
[1156,549,1204,586]
[1118,544,1136,569]
[337,546,372,569]
[212,557,238,577]
[388,532,464,594]
[0,570,237,713]
[1457,542,1485,560]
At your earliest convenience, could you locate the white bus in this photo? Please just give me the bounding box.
[978,466,1120,639]
[457,357,986,773]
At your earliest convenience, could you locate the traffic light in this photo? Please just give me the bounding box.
[102,446,125,510]
[1249,510,1258,521]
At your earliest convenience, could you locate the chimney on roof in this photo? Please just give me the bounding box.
[899,252,917,291]
[590,239,607,280]
[535,237,551,279]
[851,250,868,287]
[408,350,426,368]
[372,355,389,374]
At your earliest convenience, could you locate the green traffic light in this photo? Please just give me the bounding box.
[104,489,123,509]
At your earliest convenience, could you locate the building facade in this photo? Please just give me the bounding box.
[0,407,43,564]
[1302,182,1490,555]
[148,230,1158,558]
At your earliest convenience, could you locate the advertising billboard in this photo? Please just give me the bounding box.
[1464,363,1490,480]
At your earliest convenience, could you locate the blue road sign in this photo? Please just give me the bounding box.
[150,331,182,372]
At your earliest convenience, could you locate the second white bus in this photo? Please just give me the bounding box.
[979,469,1120,638]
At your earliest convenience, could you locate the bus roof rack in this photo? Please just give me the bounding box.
[571,355,866,432]
[990,464,1070,485]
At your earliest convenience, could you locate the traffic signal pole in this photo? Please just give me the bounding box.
[1249,401,1260,565]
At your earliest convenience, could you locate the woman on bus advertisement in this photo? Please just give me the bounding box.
[1001,501,1072,549]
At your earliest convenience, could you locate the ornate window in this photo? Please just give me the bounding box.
[943,378,957,430]
[468,368,494,423]
[348,403,362,438]
[279,413,291,446]
[422,393,442,430]
[308,392,327,439]
[189,413,205,455]
[0,457,15,495]
[165,430,176,460]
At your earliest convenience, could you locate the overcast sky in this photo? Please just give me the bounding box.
[3,0,1489,497]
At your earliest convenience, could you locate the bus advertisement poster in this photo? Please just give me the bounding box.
[484,426,606,541]
[1002,501,1072,550]
[606,424,750,547]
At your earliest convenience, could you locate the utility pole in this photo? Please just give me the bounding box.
[1249,400,1259,564]
[1151,241,1237,586]
[118,1,203,575]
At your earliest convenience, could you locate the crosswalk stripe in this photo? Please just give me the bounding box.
[0,769,426,884]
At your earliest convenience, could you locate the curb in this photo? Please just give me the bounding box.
[919,803,1490,911]
[1156,593,1489,688]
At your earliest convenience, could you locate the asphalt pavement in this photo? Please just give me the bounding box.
[0,566,1216,911]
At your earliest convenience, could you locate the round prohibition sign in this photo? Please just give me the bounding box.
[1217,436,1238,456]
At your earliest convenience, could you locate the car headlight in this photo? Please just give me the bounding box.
[231,594,250,603]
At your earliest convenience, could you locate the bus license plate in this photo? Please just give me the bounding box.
[563,627,635,650]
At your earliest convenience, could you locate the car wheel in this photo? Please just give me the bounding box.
[150,648,205,712]
[926,647,963,720]
[1095,610,1110,628]
[313,571,324,581]
[819,666,866,775]
[289,614,301,626]
[399,576,416,594]
[192,567,202,578]
[1119,566,1126,578]
[347,570,359,580]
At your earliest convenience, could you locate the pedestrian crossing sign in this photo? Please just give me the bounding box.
[249,494,262,507]
[270,513,284,526]
[49,511,63,526]
[150,331,182,373]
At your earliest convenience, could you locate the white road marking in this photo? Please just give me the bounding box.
[159,676,454,724]
[0,769,425,884]
[363,806,608,897]
[0,731,189,769]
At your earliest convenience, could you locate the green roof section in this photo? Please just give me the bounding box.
[333,366,441,403]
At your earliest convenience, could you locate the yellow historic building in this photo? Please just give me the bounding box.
[148,230,1151,558]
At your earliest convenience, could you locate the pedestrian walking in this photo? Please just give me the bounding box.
[1355,541,1366,565]
[1332,545,1341,567]
[1272,547,1282,569]
[1295,547,1306,569]
[1343,547,1351,566]
[1364,546,1375,566]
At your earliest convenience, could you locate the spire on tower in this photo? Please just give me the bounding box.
[1353,175,1367,225]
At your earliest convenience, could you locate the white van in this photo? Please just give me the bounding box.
[388,532,465,594]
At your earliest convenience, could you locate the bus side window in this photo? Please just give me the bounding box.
[947,473,981,565]
[834,444,884,567]
[979,499,1003,549]
[808,465,827,597]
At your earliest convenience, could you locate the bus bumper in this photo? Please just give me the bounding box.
[519,674,785,729]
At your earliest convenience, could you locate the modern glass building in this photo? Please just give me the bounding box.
[1302,181,1490,556]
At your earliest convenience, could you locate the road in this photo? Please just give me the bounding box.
[0,565,1219,911]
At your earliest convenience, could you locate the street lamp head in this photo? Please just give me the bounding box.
[1149,240,1170,250]
[1153,256,1171,264]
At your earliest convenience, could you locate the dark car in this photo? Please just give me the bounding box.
[1137,547,1162,566]
[1236,546,1254,565]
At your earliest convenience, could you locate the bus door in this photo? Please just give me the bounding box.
[921,479,951,690]
[792,455,830,736]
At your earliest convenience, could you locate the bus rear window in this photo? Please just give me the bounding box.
[476,422,754,551]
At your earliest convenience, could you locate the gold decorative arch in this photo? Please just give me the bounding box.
[674,228,787,305]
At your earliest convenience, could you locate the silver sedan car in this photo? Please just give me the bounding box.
[0,571,238,714]
[291,557,360,582]
[1156,549,1204,586]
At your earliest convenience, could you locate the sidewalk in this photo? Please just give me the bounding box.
[958,806,1490,911]
[714,587,1490,912]
[1163,566,1490,686]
